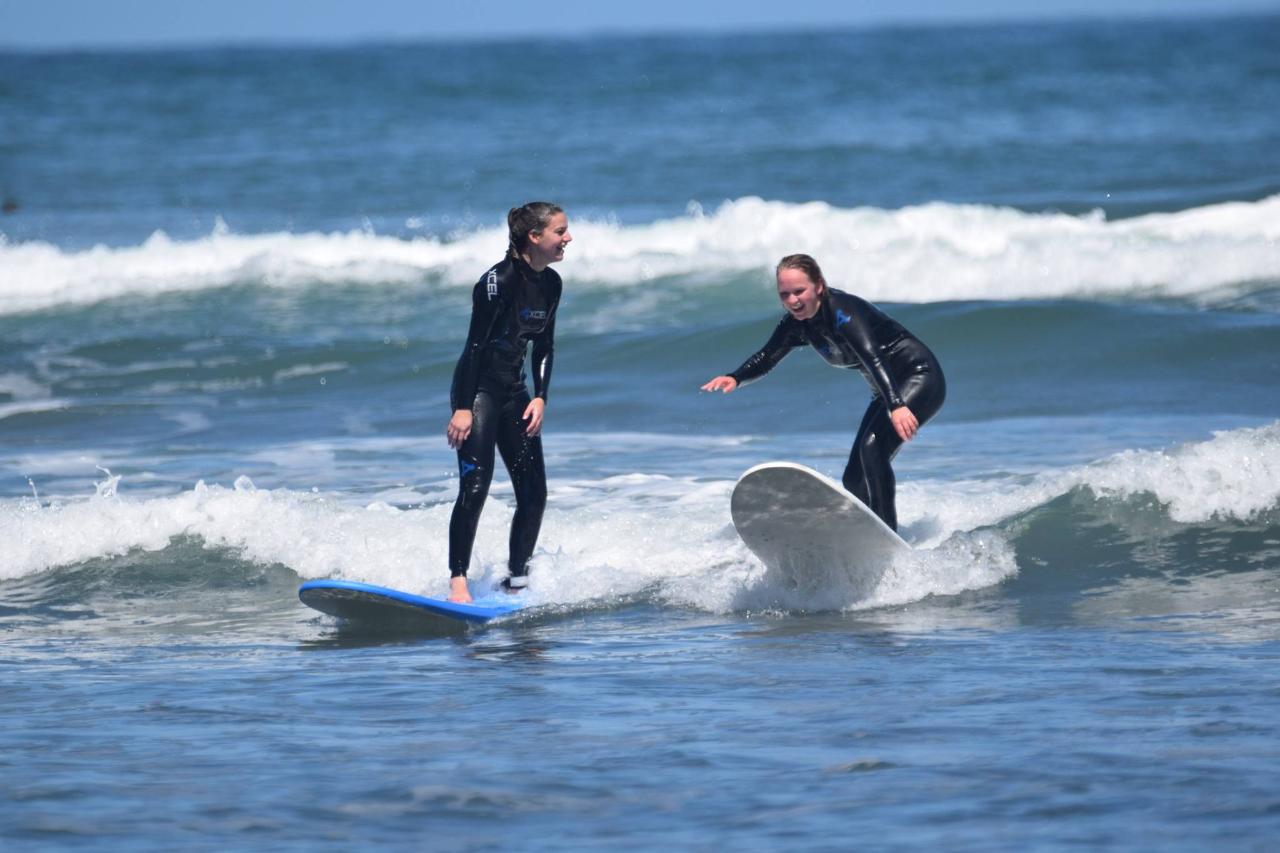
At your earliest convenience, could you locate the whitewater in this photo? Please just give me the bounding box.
[6,422,1276,617]
[4,195,1280,315]
[4,17,1280,850]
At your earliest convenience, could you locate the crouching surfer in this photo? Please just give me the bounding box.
[702,254,945,531]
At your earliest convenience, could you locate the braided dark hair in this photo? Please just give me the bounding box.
[507,202,564,256]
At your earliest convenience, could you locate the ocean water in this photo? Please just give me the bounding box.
[3,14,1280,850]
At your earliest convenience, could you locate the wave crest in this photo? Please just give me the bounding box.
[3,195,1279,315]
[906,421,1280,541]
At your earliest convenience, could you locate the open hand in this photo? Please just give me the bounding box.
[701,376,738,393]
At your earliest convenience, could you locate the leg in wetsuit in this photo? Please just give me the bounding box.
[841,341,946,531]
[448,387,547,584]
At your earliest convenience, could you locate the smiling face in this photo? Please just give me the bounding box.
[525,212,572,270]
[776,266,825,320]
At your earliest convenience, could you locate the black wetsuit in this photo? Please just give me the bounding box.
[449,254,561,581]
[728,288,945,531]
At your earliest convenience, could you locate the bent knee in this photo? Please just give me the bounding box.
[842,472,867,499]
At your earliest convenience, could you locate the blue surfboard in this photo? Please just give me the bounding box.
[298,579,525,629]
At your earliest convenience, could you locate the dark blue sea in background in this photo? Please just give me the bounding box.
[3,14,1280,850]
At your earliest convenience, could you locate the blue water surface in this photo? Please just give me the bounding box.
[2,12,1280,850]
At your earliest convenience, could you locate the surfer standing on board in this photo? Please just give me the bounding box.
[445,202,570,603]
[702,254,945,531]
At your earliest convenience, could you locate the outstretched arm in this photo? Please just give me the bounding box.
[702,317,801,393]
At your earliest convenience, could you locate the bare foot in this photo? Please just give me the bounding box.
[447,576,472,603]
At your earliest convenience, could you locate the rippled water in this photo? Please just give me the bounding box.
[3,14,1280,850]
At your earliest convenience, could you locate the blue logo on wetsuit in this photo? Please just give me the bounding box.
[835,309,852,326]
[520,308,548,321]
[459,459,477,478]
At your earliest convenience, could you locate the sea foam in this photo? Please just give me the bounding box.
[4,423,1276,612]
[900,420,1280,538]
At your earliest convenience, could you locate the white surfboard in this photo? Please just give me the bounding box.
[730,462,911,598]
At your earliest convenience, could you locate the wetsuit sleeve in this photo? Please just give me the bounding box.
[727,318,804,387]
[449,275,505,411]
[530,279,560,400]
[836,306,906,409]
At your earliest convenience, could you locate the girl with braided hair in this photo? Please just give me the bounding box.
[445,203,571,602]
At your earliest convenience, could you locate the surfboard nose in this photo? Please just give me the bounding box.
[730,462,911,600]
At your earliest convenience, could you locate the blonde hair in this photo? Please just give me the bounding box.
[776,253,827,292]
